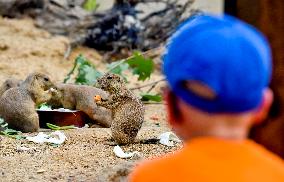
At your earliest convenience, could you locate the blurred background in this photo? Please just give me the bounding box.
[97,0,223,13]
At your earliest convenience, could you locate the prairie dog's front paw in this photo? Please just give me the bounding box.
[94,95,102,102]
[94,95,109,103]
[94,95,104,107]
[50,87,56,92]
[47,88,57,95]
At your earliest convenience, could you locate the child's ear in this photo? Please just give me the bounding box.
[163,87,181,127]
[252,88,273,125]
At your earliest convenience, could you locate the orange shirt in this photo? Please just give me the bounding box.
[130,137,284,182]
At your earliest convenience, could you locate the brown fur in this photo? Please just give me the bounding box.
[48,84,112,127]
[0,72,55,132]
[96,73,144,144]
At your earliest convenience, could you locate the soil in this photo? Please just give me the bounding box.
[0,17,181,181]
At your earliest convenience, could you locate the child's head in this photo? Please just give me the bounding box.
[163,15,273,140]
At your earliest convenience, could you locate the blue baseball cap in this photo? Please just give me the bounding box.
[163,14,272,113]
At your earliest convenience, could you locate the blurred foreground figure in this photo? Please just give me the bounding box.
[129,15,284,182]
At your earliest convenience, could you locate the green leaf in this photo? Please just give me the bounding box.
[83,0,98,11]
[2,129,19,135]
[0,118,24,140]
[70,55,103,85]
[1,123,8,128]
[64,54,103,85]
[140,93,162,102]
[0,118,7,128]
[63,54,85,83]
[107,61,129,75]
[106,61,129,81]
[126,52,154,81]
[46,123,59,130]
[46,123,77,130]
[38,103,52,110]
[76,64,102,85]
[76,54,87,64]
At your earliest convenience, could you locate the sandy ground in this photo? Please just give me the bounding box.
[0,17,181,181]
[97,0,224,14]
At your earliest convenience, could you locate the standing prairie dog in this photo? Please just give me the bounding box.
[96,73,144,144]
[0,72,55,132]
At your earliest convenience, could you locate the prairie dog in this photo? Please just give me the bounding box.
[0,72,55,132]
[96,73,144,144]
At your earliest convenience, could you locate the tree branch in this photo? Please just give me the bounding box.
[130,78,166,91]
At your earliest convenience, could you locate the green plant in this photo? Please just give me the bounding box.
[64,51,162,102]
[0,118,24,139]
[106,61,129,81]
[46,123,77,130]
[65,52,154,85]
[126,52,154,81]
[106,51,154,81]
[37,103,52,110]
[83,0,98,11]
[64,55,102,85]
[140,93,162,102]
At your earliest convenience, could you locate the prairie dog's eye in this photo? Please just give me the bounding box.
[44,77,49,82]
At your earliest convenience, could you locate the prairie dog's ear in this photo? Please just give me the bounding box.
[34,74,39,80]
[34,73,43,80]
[5,82,10,88]
[117,76,122,82]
